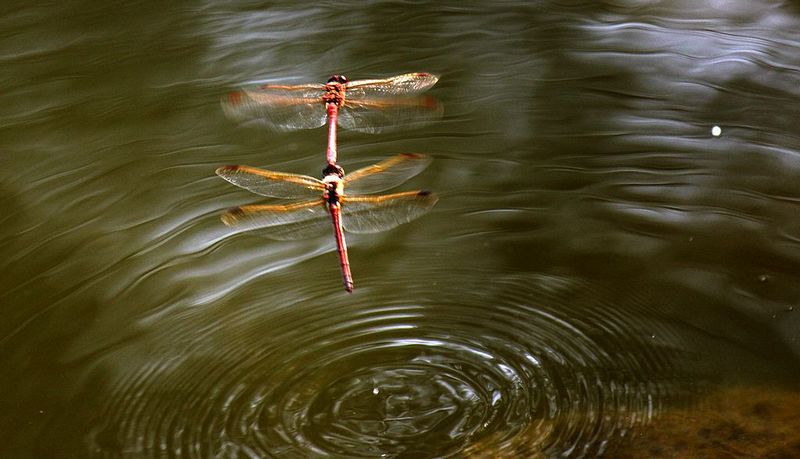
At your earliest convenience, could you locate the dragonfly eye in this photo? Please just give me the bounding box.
[322,164,345,178]
[327,75,348,85]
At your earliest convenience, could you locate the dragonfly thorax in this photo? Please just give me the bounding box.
[323,76,347,106]
[322,85,345,106]
[323,178,343,204]
[322,168,344,205]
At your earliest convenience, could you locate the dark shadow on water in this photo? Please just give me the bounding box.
[0,183,109,457]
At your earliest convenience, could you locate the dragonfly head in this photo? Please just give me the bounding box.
[322,163,345,178]
[327,75,348,85]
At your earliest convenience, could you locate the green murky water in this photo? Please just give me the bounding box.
[2,1,799,457]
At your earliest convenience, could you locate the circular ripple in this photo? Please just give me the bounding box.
[85,269,706,458]
[263,346,502,457]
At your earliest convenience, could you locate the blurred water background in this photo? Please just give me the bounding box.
[1,1,799,457]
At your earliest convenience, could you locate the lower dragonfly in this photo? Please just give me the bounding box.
[216,153,437,292]
[222,73,441,165]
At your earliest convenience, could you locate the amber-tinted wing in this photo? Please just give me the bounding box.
[344,154,432,195]
[341,191,438,233]
[221,200,331,240]
[345,73,439,97]
[216,165,325,198]
[221,83,328,130]
[338,73,442,134]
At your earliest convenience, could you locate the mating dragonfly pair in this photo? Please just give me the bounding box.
[218,73,441,292]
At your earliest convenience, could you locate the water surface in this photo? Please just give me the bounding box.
[1,1,799,457]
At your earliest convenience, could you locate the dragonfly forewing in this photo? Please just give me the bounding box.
[342,191,438,233]
[222,85,327,130]
[221,200,331,240]
[216,165,325,199]
[345,73,439,97]
[344,153,432,195]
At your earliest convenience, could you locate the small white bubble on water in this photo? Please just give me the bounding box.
[711,125,722,136]
[372,387,379,395]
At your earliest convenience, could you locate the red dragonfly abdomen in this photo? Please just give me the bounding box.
[326,103,339,165]
[328,203,353,293]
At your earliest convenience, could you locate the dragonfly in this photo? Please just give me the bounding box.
[216,153,438,293]
[222,72,441,165]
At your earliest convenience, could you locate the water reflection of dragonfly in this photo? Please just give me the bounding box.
[217,154,437,293]
[222,73,441,165]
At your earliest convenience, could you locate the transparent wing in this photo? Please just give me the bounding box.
[345,73,439,97]
[220,200,331,240]
[344,154,432,195]
[336,73,441,133]
[216,165,325,198]
[221,83,328,130]
[337,95,443,134]
[342,191,438,233]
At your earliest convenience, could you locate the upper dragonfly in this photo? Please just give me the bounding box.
[222,72,441,165]
[216,153,437,293]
